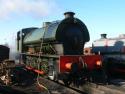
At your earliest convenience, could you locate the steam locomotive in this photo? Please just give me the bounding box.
[17,12,104,86]
[92,34,125,78]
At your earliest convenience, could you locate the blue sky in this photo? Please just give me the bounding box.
[0,0,125,48]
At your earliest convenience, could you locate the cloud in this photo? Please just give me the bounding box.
[0,0,59,19]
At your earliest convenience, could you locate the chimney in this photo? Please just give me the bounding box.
[101,34,107,39]
[64,12,75,18]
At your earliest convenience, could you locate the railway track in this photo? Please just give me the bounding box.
[37,77,85,94]
[38,77,125,94]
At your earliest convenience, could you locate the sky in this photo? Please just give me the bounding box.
[0,0,125,48]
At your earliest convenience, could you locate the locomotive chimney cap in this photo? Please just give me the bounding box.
[64,12,75,18]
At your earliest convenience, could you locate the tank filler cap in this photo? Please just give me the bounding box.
[43,22,51,27]
[101,34,107,39]
[64,12,75,18]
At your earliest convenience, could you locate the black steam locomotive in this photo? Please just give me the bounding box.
[17,12,104,85]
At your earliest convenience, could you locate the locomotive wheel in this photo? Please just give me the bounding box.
[40,61,49,74]
[58,73,71,86]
